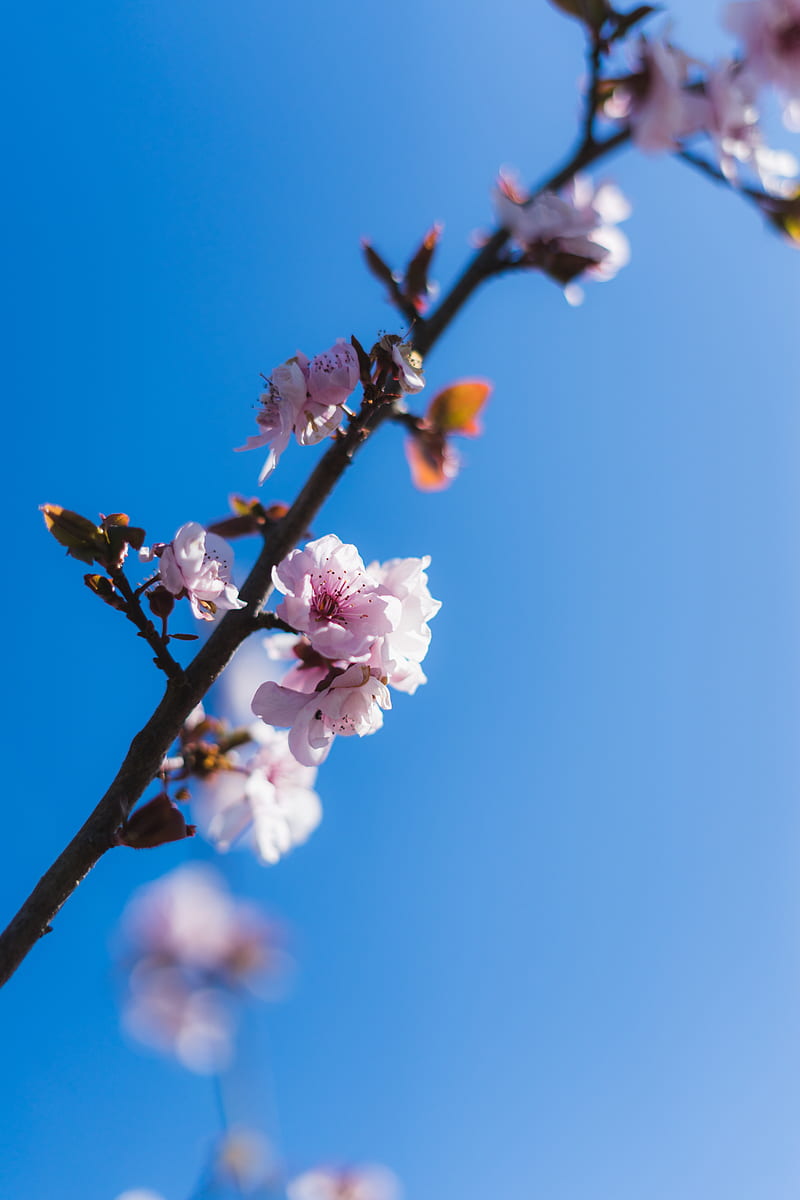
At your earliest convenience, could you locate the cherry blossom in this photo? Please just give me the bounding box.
[391,341,426,393]
[273,534,400,661]
[117,865,279,1071]
[238,341,360,480]
[365,555,441,693]
[605,39,704,152]
[115,1192,166,1200]
[252,663,391,767]
[701,62,798,191]
[305,339,360,409]
[724,0,800,123]
[495,183,606,260]
[195,724,322,865]
[288,1165,401,1200]
[238,360,307,483]
[494,170,630,296]
[151,522,246,621]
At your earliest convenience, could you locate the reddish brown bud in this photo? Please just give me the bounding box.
[118,793,196,849]
[83,573,126,610]
[147,585,175,620]
[404,222,443,312]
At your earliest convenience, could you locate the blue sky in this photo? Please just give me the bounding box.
[4,1,800,1197]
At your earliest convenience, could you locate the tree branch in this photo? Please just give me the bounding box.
[0,124,635,988]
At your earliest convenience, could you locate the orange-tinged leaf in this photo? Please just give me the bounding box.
[404,432,460,492]
[426,380,492,437]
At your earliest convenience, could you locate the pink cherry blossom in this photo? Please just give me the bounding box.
[365,555,441,694]
[115,1192,166,1200]
[237,361,307,482]
[123,963,236,1073]
[305,339,360,408]
[156,522,246,621]
[494,170,630,297]
[288,1165,401,1200]
[272,534,400,661]
[495,183,605,259]
[238,342,360,480]
[702,62,798,191]
[605,39,705,153]
[195,724,322,865]
[117,865,279,1072]
[252,664,391,767]
[725,0,800,122]
[266,633,332,693]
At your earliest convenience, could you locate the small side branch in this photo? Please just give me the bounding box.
[109,568,185,682]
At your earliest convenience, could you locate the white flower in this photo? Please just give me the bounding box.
[196,725,322,865]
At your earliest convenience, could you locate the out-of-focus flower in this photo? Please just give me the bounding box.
[213,1128,277,1194]
[495,181,606,262]
[365,556,441,694]
[495,170,630,298]
[700,62,799,191]
[195,724,322,865]
[604,38,705,152]
[252,663,391,767]
[724,0,800,124]
[288,1165,401,1200]
[115,1192,166,1200]
[117,865,280,1072]
[146,522,246,621]
[273,534,400,661]
[238,341,360,480]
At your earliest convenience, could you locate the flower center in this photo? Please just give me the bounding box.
[312,590,341,620]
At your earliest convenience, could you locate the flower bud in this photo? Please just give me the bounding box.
[119,793,196,849]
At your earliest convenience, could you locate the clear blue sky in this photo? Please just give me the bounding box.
[4,1,800,1197]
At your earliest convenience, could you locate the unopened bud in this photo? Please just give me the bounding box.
[148,585,175,620]
[118,792,196,849]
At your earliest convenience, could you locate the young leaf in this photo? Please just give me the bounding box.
[427,380,492,436]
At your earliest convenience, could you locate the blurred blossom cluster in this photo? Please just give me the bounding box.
[193,721,323,865]
[116,865,283,1072]
[288,1165,401,1200]
[114,1158,399,1200]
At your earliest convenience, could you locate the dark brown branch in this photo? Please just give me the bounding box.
[676,146,765,204]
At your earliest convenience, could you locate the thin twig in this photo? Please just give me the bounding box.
[676,146,766,204]
[249,613,300,634]
[109,568,185,682]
